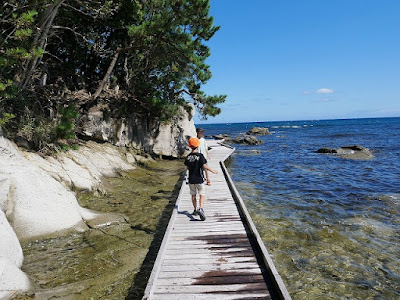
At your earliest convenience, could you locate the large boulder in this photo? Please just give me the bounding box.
[246,127,270,135]
[317,145,374,160]
[78,104,196,158]
[0,137,93,240]
[213,134,230,140]
[232,135,264,145]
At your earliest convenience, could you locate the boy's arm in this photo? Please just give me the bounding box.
[205,140,210,160]
[203,164,218,174]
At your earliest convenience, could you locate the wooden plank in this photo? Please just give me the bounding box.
[160,262,263,272]
[170,229,246,235]
[155,274,265,286]
[172,221,243,227]
[151,293,271,300]
[165,242,252,250]
[152,283,268,293]
[164,246,252,254]
[162,257,257,265]
[162,251,256,260]
[170,235,249,242]
[158,267,263,278]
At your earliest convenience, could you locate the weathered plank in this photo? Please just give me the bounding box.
[159,262,263,272]
[158,267,263,278]
[151,293,271,300]
[152,283,269,293]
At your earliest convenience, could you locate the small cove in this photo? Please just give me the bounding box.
[16,159,185,300]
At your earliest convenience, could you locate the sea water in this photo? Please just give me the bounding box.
[201,118,400,300]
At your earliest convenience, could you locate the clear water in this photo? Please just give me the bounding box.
[201,117,400,300]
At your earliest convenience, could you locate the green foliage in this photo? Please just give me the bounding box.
[195,93,227,119]
[17,113,54,150]
[0,113,15,127]
[1,0,225,149]
[1,5,41,100]
[56,104,79,140]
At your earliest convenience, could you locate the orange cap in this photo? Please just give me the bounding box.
[188,137,200,149]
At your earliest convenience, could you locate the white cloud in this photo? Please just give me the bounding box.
[316,88,334,94]
[318,97,332,102]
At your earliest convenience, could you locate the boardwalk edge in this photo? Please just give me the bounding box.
[219,144,292,300]
[142,176,187,299]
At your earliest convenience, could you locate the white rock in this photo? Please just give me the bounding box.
[57,156,95,191]
[0,212,30,299]
[0,257,30,300]
[0,211,23,267]
[67,150,103,181]
[0,137,91,239]
[23,152,72,189]
[125,152,136,164]
[152,106,196,158]
[6,168,88,239]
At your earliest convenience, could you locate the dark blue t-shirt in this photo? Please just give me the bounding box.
[184,152,207,184]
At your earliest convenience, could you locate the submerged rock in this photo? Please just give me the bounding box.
[317,145,374,160]
[246,127,270,135]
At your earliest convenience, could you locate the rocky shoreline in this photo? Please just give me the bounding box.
[0,107,195,299]
[15,160,185,300]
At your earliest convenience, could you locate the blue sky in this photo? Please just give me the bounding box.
[195,0,400,124]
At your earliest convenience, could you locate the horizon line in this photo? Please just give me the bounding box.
[195,115,400,125]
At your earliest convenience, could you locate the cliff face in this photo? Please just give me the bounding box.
[78,104,196,158]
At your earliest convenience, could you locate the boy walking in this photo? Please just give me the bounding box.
[185,137,217,221]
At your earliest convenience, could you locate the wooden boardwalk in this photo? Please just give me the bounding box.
[143,141,291,300]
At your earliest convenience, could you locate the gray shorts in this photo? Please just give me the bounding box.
[189,183,205,196]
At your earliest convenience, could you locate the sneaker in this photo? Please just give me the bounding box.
[192,210,198,215]
[197,208,206,221]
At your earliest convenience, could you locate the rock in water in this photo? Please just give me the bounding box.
[317,147,338,153]
[246,127,270,135]
[232,135,264,145]
[317,145,374,160]
[213,134,230,140]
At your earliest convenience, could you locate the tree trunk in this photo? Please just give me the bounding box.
[20,0,65,89]
[92,49,120,100]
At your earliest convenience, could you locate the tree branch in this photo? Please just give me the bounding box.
[52,25,92,44]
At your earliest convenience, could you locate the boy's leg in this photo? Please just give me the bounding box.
[199,194,205,208]
[192,195,197,210]
[189,184,197,214]
[197,184,206,221]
